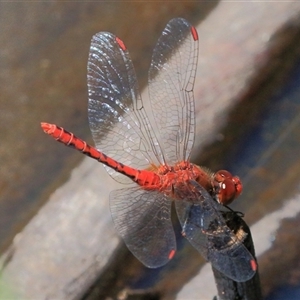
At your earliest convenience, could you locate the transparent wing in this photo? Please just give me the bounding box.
[175,181,256,282]
[110,186,176,268]
[87,32,163,183]
[148,18,198,164]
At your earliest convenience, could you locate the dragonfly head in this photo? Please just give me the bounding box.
[213,170,243,205]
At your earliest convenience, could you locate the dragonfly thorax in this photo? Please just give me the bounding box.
[152,161,214,200]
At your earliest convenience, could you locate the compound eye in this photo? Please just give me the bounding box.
[217,178,236,205]
[214,170,243,205]
[214,169,233,182]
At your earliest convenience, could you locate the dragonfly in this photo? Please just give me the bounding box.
[41,18,257,282]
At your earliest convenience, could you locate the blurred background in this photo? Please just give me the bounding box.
[1,2,300,299]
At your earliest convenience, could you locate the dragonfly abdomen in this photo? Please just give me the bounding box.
[41,122,155,182]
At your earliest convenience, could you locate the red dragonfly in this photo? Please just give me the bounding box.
[41,18,257,282]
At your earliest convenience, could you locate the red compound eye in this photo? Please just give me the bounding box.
[214,170,243,205]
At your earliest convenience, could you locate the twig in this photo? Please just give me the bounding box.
[212,211,262,300]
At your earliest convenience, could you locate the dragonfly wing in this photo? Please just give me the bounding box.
[110,186,176,268]
[205,235,257,282]
[148,18,199,164]
[175,181,256,282]
[88,32,163,183]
